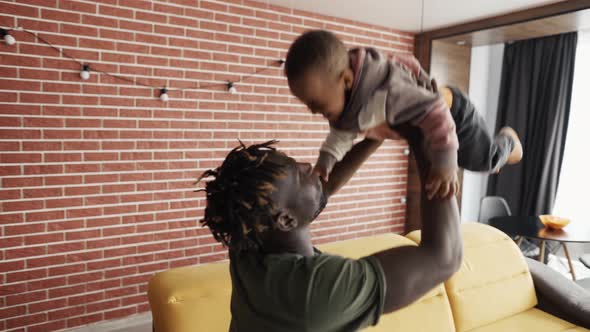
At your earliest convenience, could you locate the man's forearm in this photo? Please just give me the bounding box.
[323,138,383,197]
[419,191,462,267]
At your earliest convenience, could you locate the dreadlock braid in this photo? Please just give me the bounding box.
[196,140,287,253]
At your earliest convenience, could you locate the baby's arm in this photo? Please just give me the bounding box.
[316,127,358,181]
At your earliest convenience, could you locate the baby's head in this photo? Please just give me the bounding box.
[285,30,354,122]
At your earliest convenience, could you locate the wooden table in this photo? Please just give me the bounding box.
[489,216,590,280]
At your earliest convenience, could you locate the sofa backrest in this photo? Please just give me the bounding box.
[407,223,538,332]
[149,261,232,332]
[148,233,456,332]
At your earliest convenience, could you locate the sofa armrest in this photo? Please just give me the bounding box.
[525,257,590,328]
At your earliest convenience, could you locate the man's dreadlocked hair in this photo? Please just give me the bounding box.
[196,140,288,253]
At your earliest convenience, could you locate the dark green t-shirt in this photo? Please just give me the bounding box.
[228,248,386,332]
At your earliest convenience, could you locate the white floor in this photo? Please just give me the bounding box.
[66,312,152,332]
[548,254,590,280]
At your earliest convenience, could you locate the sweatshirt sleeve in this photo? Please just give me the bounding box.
[317,127,358,173]
[385,63,458,172]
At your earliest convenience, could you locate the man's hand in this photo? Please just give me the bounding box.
[426,167,459,200]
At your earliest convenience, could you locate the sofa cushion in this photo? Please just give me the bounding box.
[407,223,538,332]
[467,308,589,332]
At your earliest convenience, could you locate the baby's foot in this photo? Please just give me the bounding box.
[499,127,523,165]
[441,87,453,108]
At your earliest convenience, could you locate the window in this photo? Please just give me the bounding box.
[552,30,590,220]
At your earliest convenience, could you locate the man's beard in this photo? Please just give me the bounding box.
[311,190,328,221]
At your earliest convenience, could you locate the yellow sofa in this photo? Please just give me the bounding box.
[148,223,589,331]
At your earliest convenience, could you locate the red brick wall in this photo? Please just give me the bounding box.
[0,0,411,330]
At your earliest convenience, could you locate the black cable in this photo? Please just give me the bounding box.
[7,27,285,94]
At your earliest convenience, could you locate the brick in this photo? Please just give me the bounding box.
[68,291,104,306]
[0,260,24,273]
[65,185,100,196]
[66,229,100,240]
[48,305,85,321]
[105,266,137,279]
[2,199,44,212]
[67,313,102,329]
[6,268,47,282]
[47,241,84,254]
[49,263,85,277]
[0,2,39,17]
[88,259,123,274]
[67,250,103,262]
[0,305,26,320]
[26,232,65,246]
[44,197,82,209]
[86,299,120,313]
[24,165,63,175]
[45,175,83,186]
[28,276,67,291]
[47,219,84,231]
[6,313,46,329]
[59,0,96,13]
[99,4,133,18]
[43,129,82,139]
[0,189,20,200]
[23,187,62,198]
[28,298,67,313]
[104,306,137,320]
[6,290,47,309]
[28,320,67,332]
[0,236,24,249]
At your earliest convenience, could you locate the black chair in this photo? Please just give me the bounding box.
[581,254,590,269]
[478,196,512,224]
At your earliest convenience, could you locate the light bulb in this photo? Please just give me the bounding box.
[80,64,90,80]
[1,29,15,46]
[403,148,410,156]
[400,197,407,204]
[160,88,169,102]
[227,82,237,94]
[4,34,15,45]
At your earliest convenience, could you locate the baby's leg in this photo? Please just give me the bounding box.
[443,86,522,172]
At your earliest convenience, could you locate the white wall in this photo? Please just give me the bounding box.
[461,43,505,222]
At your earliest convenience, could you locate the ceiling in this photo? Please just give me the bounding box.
[259,0,566,32]
[439,8,590,46]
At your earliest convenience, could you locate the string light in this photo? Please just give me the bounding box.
[80,64,90,80]
[1,28,15,45]
[0,26,285,100]
[159,88,169,102]
[227,82,237,94]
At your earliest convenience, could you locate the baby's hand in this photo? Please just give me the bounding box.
[425,168,459,200]
[313,164,329,182]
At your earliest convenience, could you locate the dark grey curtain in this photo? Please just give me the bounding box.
[487,32,577,216]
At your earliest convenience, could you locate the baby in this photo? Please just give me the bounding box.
[284,30,523,199]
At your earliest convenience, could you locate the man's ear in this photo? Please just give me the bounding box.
[275,211,298,232]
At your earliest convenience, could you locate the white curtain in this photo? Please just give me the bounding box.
[552,30,590,220]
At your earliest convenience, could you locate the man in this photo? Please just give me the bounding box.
[197,131,463,331]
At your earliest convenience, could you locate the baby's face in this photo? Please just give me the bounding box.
[289,69,348,122]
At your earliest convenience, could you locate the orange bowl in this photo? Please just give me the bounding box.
[539,215,570,229]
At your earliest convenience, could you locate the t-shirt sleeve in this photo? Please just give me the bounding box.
[303,254,387,331]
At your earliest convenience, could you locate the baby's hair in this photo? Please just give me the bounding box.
[196,140,288,253]
[285,30,348,84]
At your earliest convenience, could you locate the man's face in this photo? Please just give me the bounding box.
[269,154,327,227]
